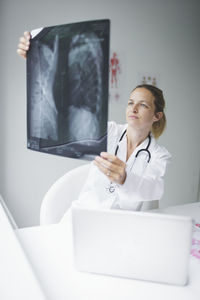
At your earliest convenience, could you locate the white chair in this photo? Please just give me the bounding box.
[40,163,159,225]
[40,164,91,225]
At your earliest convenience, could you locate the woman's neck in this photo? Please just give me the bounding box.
[126,126,150,161]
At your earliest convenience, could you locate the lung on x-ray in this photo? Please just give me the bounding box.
[27,19,110,160]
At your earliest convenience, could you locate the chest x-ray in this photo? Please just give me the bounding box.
[27,19,110,160]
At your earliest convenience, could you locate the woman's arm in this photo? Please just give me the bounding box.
[94,141,171,210]
[117,149,171,209]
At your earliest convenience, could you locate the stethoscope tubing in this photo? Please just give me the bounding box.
[115,129,151,163]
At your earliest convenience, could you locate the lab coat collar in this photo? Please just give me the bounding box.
[128,132,156,166]
[117,129,156,165]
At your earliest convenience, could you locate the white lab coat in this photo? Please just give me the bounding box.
[74,121,171,211]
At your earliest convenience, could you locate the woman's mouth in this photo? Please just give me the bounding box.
[128,115,139,119]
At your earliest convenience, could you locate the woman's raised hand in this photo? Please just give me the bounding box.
[94,152,127,185]
[17,31,31,58]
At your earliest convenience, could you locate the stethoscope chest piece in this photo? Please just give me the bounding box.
[106,182,117,194]
[109,184,116,193]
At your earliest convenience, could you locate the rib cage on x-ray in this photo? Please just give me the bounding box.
[68,32,103,141]
[27,20,110,160]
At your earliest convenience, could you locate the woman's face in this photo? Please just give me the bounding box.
[126,88,161,131]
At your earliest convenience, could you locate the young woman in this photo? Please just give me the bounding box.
[17,32,171,211]
[76,84,171,210]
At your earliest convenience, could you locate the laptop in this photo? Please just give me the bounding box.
[71,207,193,286]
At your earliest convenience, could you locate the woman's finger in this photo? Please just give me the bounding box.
[18,41,29,51]
[19,37,30,47]
[16,48,27,58]
[95,156,119,173]
[24,31,31,39]
[93,159,111,177]
[94,157,126,184]
[100,152,125,167]
[95,154,126,175]
[94,160,119,183]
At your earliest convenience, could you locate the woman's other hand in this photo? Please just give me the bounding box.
[94,152,126,185]
[17,31,31,58]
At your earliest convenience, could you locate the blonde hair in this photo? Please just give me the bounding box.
[132,84,166,139]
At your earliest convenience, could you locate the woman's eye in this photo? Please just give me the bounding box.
[140,103,148,108]
[128,101,133,105]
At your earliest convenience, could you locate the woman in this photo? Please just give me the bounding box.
[76,85,171,210]
[17,32,171,211]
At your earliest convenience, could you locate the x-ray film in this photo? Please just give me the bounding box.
[27,19,110,160]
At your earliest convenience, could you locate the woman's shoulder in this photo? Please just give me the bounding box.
[151,136,172,161]
[108,121,127,137]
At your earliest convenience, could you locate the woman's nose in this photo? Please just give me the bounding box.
[132,104,138,113]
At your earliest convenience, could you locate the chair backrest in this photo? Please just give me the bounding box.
[40,163,159,225]
[40,164,91,225]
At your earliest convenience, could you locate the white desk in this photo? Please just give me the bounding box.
[0,200,46,300]
[15,202,200,300]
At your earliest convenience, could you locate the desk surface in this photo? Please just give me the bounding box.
[0,201,46,300]
[15,202,200,300]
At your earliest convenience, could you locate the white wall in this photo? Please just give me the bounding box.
[0,0,199,227]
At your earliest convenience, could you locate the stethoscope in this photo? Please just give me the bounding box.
[107,130,151,193]
[115,129,151,163]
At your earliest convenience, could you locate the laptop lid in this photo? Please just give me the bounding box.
[71,207,192,286]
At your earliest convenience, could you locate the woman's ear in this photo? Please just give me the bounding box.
[153,111,163,122]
